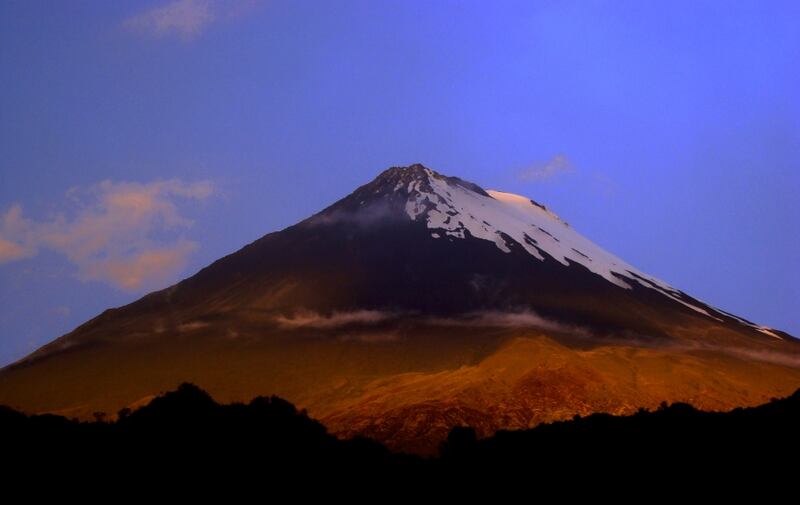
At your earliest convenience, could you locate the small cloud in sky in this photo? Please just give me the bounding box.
[0,179,214,291]
[590,171,619,199]
[124,0,215,40]
[0,205,37,263]
[79,240,198,291]
[0,236,32,263]
[123,0,258,41]
[519,154,573,182]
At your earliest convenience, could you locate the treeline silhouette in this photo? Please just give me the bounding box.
[3,383,799,485]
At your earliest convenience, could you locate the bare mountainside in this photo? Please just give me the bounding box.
[1,164,798,454]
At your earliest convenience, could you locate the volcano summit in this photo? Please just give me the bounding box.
[1,164,798,453]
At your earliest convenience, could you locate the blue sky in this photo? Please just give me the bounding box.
[0,0,798,365]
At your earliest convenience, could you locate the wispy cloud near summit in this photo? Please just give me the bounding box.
[519,154,573,182]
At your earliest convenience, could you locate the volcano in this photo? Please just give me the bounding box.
[1,164,798,454]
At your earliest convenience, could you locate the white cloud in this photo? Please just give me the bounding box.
[272,308,587,337]
[274,310,397,329]
[79,240,198,291]
[0,205,37,264]
[0,237,30,263]
[427,310,588,335]
[123,0,259,41]
[519,154,573,182]
[124,0,215,40]
[0,179,214,291]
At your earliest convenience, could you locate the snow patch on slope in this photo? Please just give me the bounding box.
[704,305,785,339]
[401,167,751,329]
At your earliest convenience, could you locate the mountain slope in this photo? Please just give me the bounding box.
[1,163,797,453]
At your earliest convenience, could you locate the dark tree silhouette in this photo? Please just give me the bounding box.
[2,382,799,488]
